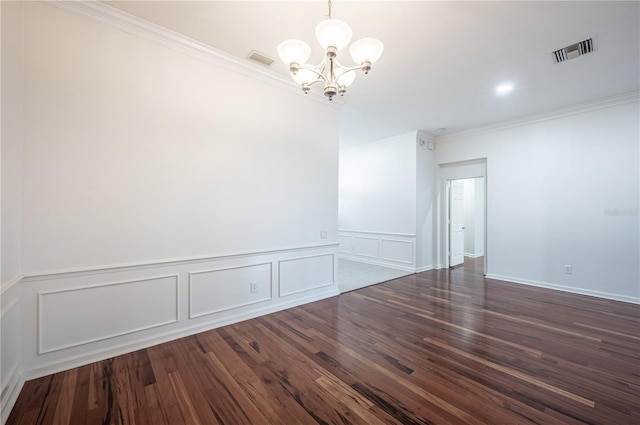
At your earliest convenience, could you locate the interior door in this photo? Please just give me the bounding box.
[449,180,465,267]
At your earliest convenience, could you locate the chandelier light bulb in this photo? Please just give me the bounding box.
[315,19,353,51]
[278,1,382,100]
[349,38,384,65]
[277,39,311,67]
[293,69,319,86]
[336,68,356,87]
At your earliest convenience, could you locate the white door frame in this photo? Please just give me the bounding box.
[439,159,488,274]
[448,179,465,267]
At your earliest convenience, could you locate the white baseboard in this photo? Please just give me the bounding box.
[464,252,484,259]
[8,242,339,402]
[1,365,24,425]
[23,287,338,381]
[485,274,640,305]
[339,256,416,273]
[416,265,434,273]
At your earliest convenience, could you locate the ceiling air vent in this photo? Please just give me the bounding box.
[552,38,594,63]
[247,50,274,67]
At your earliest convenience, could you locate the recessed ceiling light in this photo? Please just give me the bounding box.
[495,83,514,95]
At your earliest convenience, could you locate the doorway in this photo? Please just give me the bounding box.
[448,178,485,269]
[438,158,487,274]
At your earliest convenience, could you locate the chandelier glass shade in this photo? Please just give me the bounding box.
[277,2,383,100]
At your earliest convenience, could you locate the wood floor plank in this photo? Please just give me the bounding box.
[7,257,640,424]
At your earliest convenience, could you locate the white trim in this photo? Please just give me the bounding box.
[45,0,340,108]
[0,365,24,425]
[278,253,336,297]
[338,255,416,273]
[352,236,380,259]
[485,274,640,305]
[464,252,484,259]
[188,262,273,319]
[0,297,18,318]
[381,239,414,265]
[416,265,434,273]
[436,91,639,143]
[21,242,339,282]
[278,280,335,298]
[22,287,339,381]
[339,229,417,238]
[37,275,180,354]
[1,275,22,295]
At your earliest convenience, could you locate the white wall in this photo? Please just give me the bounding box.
[339,132,419,270]
[416,134,436,271]
[1,2,21,284]
[436,99,640,303]
[339,132,417,234]
[22,3,339,274]
[1,1,25,422]
[1,2,341,414]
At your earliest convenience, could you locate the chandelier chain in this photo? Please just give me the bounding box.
[326,0,332,19]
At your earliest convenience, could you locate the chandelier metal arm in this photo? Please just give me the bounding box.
[333,63,361,78]
[277,0,383,100]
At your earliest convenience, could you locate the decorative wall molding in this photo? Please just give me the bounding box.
[189,263,272,319]
[1,291,23,425]
[339,230,416,272]
[381,239,414,264]
[38,275,180,354]
[0,364,23,425]
[0,274,23,295]
[338,229,417,238]
[45,0,340,108]
[0,297,19,319]
[352,237,380,259]
[15,244,338,384]
[278,253,335,297]
[23,286,338,382]
[21,242,339,282]
[436,91,640,143]
[485,274,640,305]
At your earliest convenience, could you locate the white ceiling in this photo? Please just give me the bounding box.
[104,1,640,148]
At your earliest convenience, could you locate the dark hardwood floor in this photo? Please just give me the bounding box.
[7,257,640,424]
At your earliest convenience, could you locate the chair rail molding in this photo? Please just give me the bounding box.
[13,243,339,384]
[339,230,417,272]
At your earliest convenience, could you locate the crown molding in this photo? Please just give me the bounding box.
[21,242,339,282]
[44,0,341,109]
[340,130,420,152]
[435,91,640,143]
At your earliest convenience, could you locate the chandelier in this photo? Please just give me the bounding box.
[277,0,383,100]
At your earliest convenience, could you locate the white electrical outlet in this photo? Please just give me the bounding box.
[564,265,572,274]
[320,230,327,239]
[250,282,258,293]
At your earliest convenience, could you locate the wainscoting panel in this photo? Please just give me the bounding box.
[189,263,272,319]
[339,230,417,272]
[15,244,338,386]
[338,235,352,254]
[381,239,413,264]
[353,237,379,258]
[38,275,179,354]
[1,283,23,425]
[279,254,335,297]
